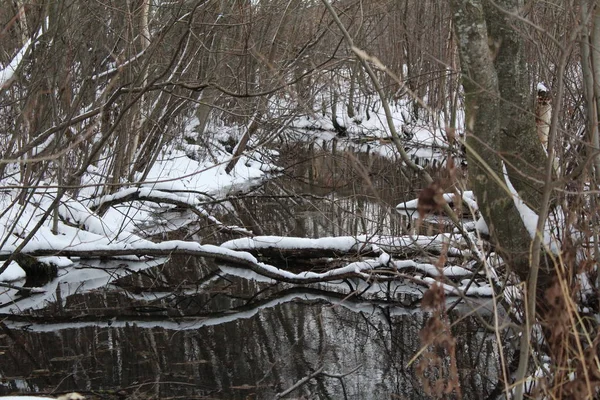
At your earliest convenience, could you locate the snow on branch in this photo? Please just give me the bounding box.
[222,234,468,258]
[396,190,478,213]
[502,163,561,254]
[0,241,398,284]
[0,19,45,90]
[91,48,148,81]
[0,235,485,295]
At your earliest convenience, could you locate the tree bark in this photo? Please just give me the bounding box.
[590,0,600,176]
[451,0,550,283]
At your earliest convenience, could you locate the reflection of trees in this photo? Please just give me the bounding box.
[227,144,417,239]
[0,283,501,398]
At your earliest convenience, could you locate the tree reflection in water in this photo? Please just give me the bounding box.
[0,256,504,399]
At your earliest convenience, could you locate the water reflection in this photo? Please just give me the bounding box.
[0,273,503,399]
[226,142,428,240]
[0,142,503,399]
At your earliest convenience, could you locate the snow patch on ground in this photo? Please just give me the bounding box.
[0,118,276,282]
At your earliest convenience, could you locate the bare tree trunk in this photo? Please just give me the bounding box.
[590,0,600,176]
[536,86,552,151]
[195,2,228,145]
[224,105,263,175]
[195,87,217,143]
[347,62,357,119]
[127,0,151,172]
[452,0,542,279]
[13,0,29,46]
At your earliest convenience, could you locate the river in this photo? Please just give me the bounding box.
[0,140,507,399]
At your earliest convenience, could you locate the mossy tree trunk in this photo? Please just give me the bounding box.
[450,0,549,282]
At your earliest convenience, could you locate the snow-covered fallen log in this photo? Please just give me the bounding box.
[2,242,397,284]
[221,234,468,259]
[0,237,486,295]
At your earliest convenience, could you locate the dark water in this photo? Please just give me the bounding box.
[0,142,504,399]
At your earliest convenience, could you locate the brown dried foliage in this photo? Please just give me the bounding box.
[416,283,462,398]
[536,267,600,398]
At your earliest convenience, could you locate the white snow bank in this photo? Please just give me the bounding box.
[133,148,269,196]
[0,117,276,282]
[0,261,25,281]
[75,139,275,237]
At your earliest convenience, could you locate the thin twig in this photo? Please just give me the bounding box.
[275,366,324,398]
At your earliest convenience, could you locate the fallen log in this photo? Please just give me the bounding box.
[221,234,467,260]
[0,241,395,285]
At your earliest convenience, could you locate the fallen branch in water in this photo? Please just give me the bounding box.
[222,234,469,259]
[0,237,489,296]
[1,242,397,284]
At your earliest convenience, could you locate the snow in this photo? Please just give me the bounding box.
[0,261,25,281]
[136,147,268,196]
[222,234,466,256]
[222,235,367,252]
[91,48,148,80]
[218,236,485,293]
[502,163,560,254]
[395,190,477,212]
[422,277,493,297]
[287,82,465,168]
[474,215,489,235]
[0,119,275,282]
[0,23,44,89]
[0,85,489,304]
